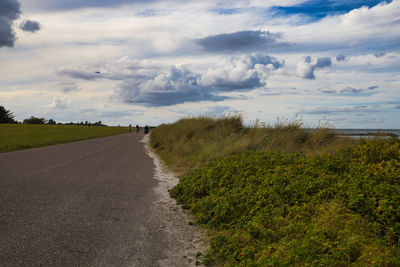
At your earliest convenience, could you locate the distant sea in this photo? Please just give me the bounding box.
[333,129,400,137]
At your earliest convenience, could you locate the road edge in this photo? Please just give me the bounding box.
[141,134,208,266]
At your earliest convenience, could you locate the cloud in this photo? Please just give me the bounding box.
[77,54,285,107]
[49,97,68,109]
[321,88,336,94]
[195,30,291,52]
[374,52,386,57]
[0,0,21,47]
[115,65,226,107]
[340,87,364,94]
[298,105,379,114]
[58,69,103,80]
[340,85,379,95]
[271,1,400,55]
[18,0,156,11]
[199,54,284,90]
[395,105,400,109]
[175,104,234,117]
[296,56,332,79]
[315,57,332,68]
[58,64,148,81]
[336,54,346,62]
[60,82,81,93]
[19,19,41,32]
[100,110,141,118]
[319,85,379,95]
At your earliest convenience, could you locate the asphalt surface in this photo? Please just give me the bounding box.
[0,133,168,266]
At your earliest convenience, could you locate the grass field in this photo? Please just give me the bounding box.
[0,124,129,153]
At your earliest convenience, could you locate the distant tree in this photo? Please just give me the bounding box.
[23,116,46,124]
[47,119,56,125]
[0,106,16,123]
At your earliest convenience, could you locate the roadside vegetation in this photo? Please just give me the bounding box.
[150,115,352,175]
[0,124,128,153]
[150,115,400,266]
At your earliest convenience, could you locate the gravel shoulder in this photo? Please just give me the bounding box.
[142,135,208,266]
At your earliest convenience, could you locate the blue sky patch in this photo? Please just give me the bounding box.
[270,0,392,21]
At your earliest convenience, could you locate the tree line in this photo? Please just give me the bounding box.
[0,106,106,126]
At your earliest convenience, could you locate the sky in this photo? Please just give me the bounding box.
[0,0,399,128]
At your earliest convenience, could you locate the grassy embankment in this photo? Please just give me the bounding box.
[150,116,400,266]
[0,124,128,153]
[150,116,352,175]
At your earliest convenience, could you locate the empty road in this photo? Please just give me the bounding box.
[0,133,169,266]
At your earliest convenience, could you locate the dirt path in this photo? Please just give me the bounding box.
[0,133,206,266]
[142,135,207,266]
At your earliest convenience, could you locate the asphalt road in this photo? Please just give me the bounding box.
[0,133,168,266]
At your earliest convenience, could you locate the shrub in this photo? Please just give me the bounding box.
[170,138,400,266]
[23,116,46,124]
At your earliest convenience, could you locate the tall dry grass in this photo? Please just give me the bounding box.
[150,115,353,175]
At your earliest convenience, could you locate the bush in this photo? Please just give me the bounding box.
[170,138,400,266]
[23,116,46,124]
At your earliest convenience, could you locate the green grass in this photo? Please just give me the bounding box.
[150,116,399,266]
[171,138,400,266]
[0,124,129,153]
[150,115,353,175]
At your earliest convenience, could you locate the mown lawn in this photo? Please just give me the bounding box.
[0,124,128,153]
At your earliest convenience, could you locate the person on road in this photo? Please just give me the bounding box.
[136,124,140,133]
[129,124,132,133]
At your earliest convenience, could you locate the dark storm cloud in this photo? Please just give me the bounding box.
[195,30,291,52]
[19,19,41,32]
[0,0,21,47]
